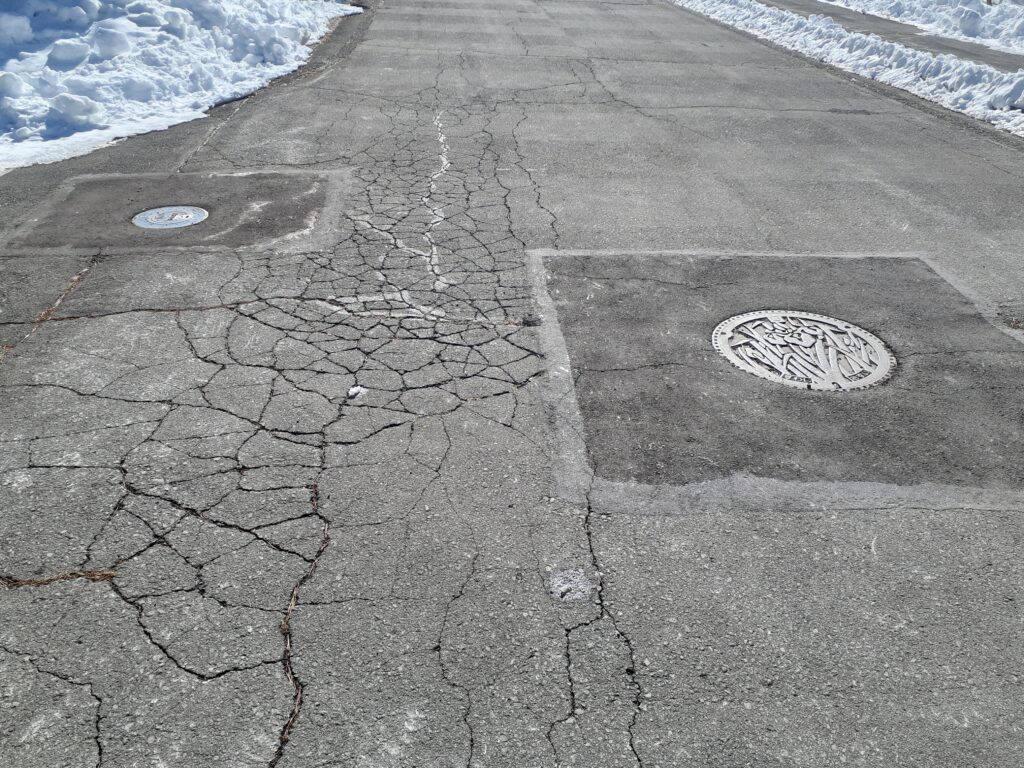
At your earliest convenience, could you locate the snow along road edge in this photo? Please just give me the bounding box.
[673,0,1024,137]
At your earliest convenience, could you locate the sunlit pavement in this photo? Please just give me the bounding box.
[2,1,1023,765]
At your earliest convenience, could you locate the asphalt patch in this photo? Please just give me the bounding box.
[5,172,326,250]
[544,251,1024,488]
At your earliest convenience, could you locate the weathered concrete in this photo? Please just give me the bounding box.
[589,476,1024,767]
[1,0,1022,765]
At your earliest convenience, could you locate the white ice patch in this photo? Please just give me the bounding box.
[674,0,1024,137]
[0,0,361,170]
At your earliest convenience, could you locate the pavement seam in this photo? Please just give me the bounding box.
[0,254,102,366]
[528,248,647,765]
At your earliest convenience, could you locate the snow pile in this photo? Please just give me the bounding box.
[820,0,1024,54]
[0,0,361,170]
[675,0,1024,136]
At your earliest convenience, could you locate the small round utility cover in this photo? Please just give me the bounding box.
[712,310,895,391]
[132,206,208,229]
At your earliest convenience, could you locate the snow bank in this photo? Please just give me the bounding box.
[674,0,1024,136]
[0,0,361,170]
[820,0,1024,55]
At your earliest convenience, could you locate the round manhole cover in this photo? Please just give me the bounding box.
[712,310,895,391]
[132,206,208,229]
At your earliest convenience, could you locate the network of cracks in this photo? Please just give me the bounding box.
[0,90,651,768]
[3,56,1024,768]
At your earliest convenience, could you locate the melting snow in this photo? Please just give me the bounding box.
[820,0,1024,55]
[675,0,1024,137]
[0,0,361,170]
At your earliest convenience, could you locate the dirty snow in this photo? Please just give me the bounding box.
[675,0,1024,136]
[820,0,1024,54]
[0,0,361,171]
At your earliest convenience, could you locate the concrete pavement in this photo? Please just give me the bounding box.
[1,0,1023,766]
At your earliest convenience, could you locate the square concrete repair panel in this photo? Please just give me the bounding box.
[6,172,327,250]
[542,251,1024,488]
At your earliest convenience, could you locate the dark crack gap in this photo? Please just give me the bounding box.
[435,552,479,768]
[269,480,330,768]
[1,569,115,589]
[585,495,644,768]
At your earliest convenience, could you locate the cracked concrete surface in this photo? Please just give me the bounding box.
[2,0,1024,765]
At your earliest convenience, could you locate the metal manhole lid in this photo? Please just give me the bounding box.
[712,310,895,391]
[132,205,208,229]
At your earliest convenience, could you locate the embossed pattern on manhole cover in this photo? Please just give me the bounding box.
[712,310,895,391]
[131,205,209,229]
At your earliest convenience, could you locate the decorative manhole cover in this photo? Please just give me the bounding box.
[131,205,208,229]
[712,310,895,391]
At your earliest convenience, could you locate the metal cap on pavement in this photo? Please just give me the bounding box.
[712,310,896,391]
[131,206,209,229]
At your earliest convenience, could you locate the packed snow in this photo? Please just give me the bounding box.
[819,0,1024,55]
[0,0,361,170]
[675,0,1024,136]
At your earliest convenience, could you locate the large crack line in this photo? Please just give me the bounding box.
[529,250,645,765]
[436,552,479,768]
[1,569,115,589]
[584,496,644,768]
[32,257,99,325]
[0,255,100,366]
[269,480,330,768]
[0,652,106,767]
[349,107,453,299]
[423,110,452,291]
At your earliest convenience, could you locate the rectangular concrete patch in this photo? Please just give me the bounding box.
[4,172,329,251]
[541,250,1024,489]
